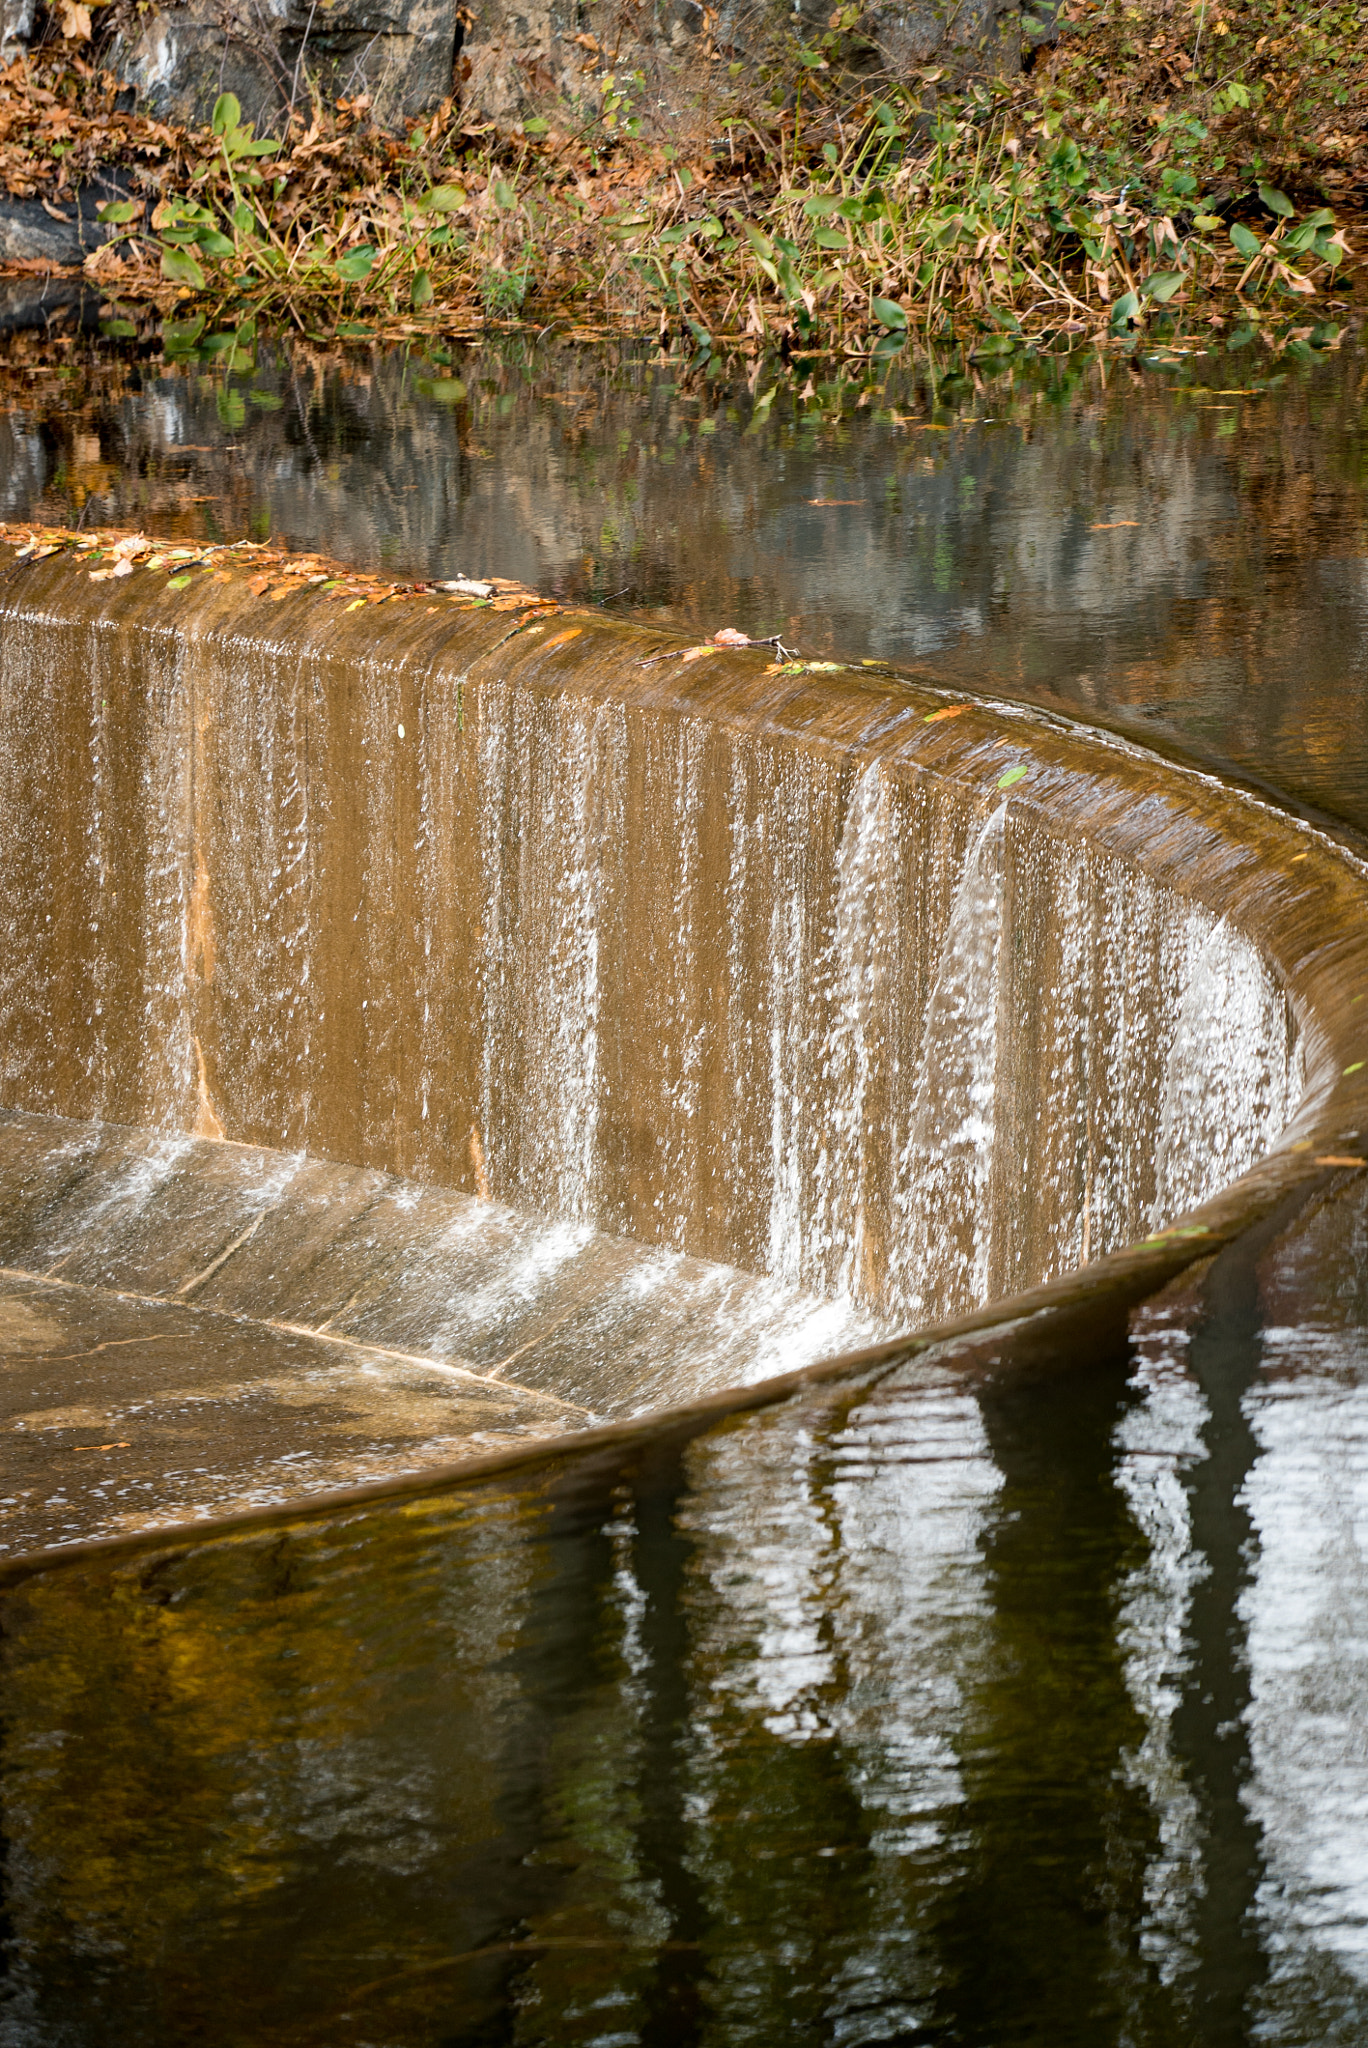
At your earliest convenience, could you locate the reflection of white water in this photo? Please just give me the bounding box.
[1245,1326,1368,2041]
[1113,1304,1207,1991]
[678,1361,999,2033]
[1112,1237,1368,2042]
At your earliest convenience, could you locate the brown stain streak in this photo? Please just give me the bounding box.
[468,1123,491,1201]
[193,1037,225,1142]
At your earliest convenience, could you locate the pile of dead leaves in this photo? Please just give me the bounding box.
[0,522,559,617]
[0,45,184,199]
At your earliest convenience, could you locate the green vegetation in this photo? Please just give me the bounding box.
[3,0,1364,350]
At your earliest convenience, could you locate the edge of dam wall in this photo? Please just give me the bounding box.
[0,526,1365,1572]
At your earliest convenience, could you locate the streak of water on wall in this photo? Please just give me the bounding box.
[0,600,1303,1354]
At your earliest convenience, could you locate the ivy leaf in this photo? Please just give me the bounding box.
[334,246,376,282]
[161,314,205,353]
[160,244,206,287]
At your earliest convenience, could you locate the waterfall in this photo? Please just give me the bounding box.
[1151,910,1302,1228]
[0,585,1309,1357]
[823,759,891,1303]
[892,803,1007,1324]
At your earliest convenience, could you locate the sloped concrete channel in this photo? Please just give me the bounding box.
[0,535,1367,1569]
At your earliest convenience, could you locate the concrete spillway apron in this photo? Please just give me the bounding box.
[0,526,1365,1581]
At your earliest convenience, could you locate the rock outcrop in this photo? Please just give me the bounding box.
[106,0,464,135]
[462,0,1028,126]
[3,0,1029,144]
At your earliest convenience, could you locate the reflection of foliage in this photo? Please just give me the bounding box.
[0,1488,543,2040]
[1,329,1364,837]
[0,1339,1359,2040]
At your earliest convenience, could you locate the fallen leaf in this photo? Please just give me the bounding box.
[542,626,584,650]
[1090,520,1140,530]
[712,627,751,646]
[997,764,1028,790]
[807,498,863,506]
[56,0,91,38]
[924,705,968,723]
[1315,1155,1367,1168]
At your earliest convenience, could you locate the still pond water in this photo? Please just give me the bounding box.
[0,327,1366,2047]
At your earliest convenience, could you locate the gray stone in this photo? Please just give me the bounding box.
[106,0,463,135]
[0,278,100,333]
[0,0,34,56]
[0,171,131,269]
[461,0,1026,126]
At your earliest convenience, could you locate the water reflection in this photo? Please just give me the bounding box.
[0,328,1364,830]
[2,325,1367,2038]
[3,1178,1367,2042]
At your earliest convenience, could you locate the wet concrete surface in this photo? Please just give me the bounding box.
[0,1107,882,1553]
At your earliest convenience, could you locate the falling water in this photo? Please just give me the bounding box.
[0,575,1311,1543]
[0,603,1306,1325]
[892,801,1007,1323]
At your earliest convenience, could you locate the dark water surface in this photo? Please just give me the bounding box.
[0,329,1367,2045]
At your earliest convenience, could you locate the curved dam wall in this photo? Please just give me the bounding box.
[0,544,1315,1343]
